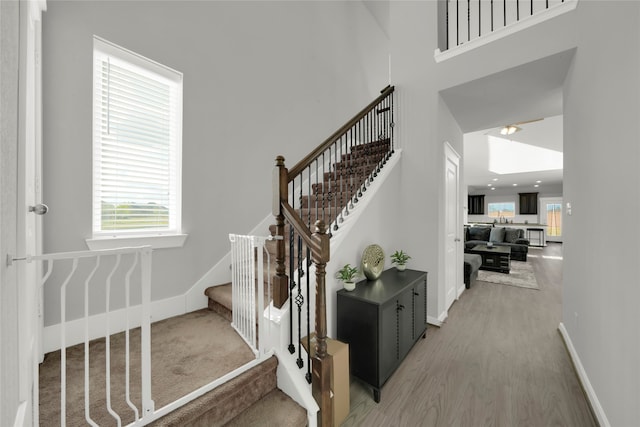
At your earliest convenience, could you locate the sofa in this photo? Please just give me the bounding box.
[464,253,482,288]
[464,225,529,261]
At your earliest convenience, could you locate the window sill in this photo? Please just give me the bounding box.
[86,234,188,250]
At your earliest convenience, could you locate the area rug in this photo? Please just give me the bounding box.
[477,261,539,290]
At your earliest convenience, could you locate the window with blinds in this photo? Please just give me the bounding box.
[93,37,182,237]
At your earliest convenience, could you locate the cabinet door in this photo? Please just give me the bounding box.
[398,290,414,361]
[412,278,427,341]
[519,192,538,214]
[380,302,399,385]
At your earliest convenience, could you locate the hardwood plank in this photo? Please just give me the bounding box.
[342,243,596,427]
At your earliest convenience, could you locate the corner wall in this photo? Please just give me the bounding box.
[561,2,640,424]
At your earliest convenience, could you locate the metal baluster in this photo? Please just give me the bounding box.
[479,0,481,37]
[491,0,494,31]
[288,216,295,355]
[305,244,312,383]
[531,0,533,16]
[322,152,326,226]
[467,0,471,41]
[326,147,333,237]
[517,0,520,21]
[353,121,359,204]
[332,141,342,231]
[446,0,449,50]
[456,0,460,46]
[391,92,395,154]
[504,0,506,27]
[342,134,349,218]
[339,136,345,223]
[315,159,319,225]
[307,165,312,229]
[295,232,303,368]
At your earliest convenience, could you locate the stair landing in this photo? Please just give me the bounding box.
[38,309,305,426]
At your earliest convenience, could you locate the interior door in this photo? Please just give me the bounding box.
[540,197,563,242]
[444,143,461,309]
[16,1,46,425]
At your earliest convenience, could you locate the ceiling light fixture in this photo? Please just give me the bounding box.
[492,178,498,181]
[500,125,521,135]
[534,184,539,188]
[513,183,518,186]
[491,188,496,191]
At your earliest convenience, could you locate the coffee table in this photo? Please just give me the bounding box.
[469,245,511,274]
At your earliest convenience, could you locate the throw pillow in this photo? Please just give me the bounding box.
[504,228,521,243]
[469,226,491,241]
[489,227,505,243]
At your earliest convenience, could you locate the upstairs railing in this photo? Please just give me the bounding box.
[439,0,571,52]
[272,86,395,426]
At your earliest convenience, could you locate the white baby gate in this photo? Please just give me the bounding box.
[228,234,280,357]
[34,246,154,427]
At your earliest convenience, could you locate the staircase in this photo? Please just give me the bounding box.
[204,137,392,317]
[203,87,395,426]
[150,355,306,427]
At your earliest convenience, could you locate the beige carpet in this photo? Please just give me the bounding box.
[39,309,255,427]
[477,260,539,289]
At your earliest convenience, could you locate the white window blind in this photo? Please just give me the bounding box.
[93,37,182,237]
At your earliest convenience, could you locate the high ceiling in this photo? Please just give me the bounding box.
[464,115,563,192]
[439,50,575,192]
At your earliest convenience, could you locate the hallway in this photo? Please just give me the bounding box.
[344,243,596,426]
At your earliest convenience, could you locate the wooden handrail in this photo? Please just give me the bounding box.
[281,203,327,259]
[272,86,395,426]
[288,85,395,179]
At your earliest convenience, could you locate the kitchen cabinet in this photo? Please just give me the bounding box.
[519,192,538,214]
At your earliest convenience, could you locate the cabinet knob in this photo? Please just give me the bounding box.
[397,304,405,311]
[413,291,419,296]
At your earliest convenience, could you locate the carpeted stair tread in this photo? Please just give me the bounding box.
[150,356,279,427]
[224,388,307,427]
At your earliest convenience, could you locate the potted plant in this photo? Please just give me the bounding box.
[336,263,359,291]
[390,250,411,271]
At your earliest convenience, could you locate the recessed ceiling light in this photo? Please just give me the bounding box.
[492,178,498,182]
[500,125,521,135]
[513,183,518,186]
[536,180,542,183]
[534,184,539,188]
[491,187,495,190]
[487,184,492,187]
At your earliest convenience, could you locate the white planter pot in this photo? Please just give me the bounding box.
[344,281,356,291]
[396,264,406,271]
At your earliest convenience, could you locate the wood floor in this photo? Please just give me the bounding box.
[342,243,597,427]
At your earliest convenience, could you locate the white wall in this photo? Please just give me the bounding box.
[41,1,390,325]
[561,2,640,425]
[326,153,404,337]
[0,1,21,424]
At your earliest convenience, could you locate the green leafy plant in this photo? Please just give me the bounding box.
[336,263,359,283]
[390,250,411,266]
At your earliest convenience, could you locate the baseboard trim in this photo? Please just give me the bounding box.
[558,322,610,427]
[427,312,446,327]
[43,295,185,354]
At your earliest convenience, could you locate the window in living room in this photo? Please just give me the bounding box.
[91,36,183,240]
[488,202,515,218]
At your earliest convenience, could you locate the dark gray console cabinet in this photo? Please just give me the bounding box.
[336,268,427,402]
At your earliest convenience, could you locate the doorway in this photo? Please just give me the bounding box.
[444,142,462,310]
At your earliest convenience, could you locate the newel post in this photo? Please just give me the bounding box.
[311,220,333,427]
[272,156,289,309]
